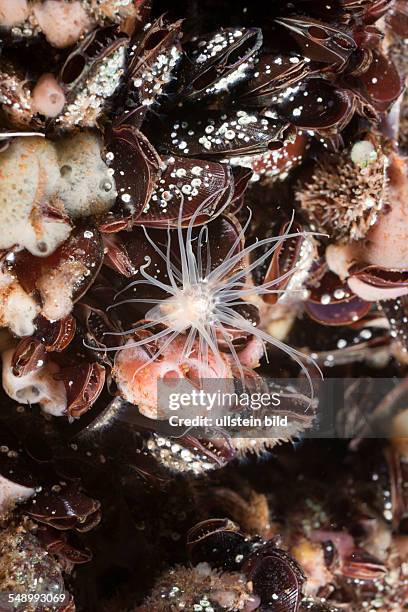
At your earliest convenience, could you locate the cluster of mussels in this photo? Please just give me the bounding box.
[0,0,408,610]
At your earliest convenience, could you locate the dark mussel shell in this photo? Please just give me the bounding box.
[216,301,260,353]
[360,0,394,24]
[160,109,290,157]
[339,0,391,20]
[103,228,169,281]
[178,27,262,100]
[256,221,310,305]
[275,17,356,66]
[75,300,120,359]
[36,525,92,565]
[277,78,355,133]
[340,547,386,580]
[186,518,248,569]
[34,316,77,352]
[305,297,371,327]
[126,16,183,109]
[137,155,234,226]
[100,125,249,230]
[237,132,308,181]
[229,166,253,210]
[100,125,161,232]
[104,213,244,305]
[349,265,408,291]
[386,0,408,39]
[10,316,76,378]
[27,486,101,532]
[55,363,106,419]
[60,27,127,87]
[306,264,370,326]
[11,338,47,378]
[243,543,305,612]
[100,126,242,233]
[341,50,403,114]
[238,54,312,107]
[56,26,128,128]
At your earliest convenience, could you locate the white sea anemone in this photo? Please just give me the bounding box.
[105,200,320,397]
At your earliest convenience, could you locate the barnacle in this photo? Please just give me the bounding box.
[297,136,389,242]
[321,154,408,353]
[127,16,183,110]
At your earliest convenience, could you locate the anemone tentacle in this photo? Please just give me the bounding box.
[95,191,321,398]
